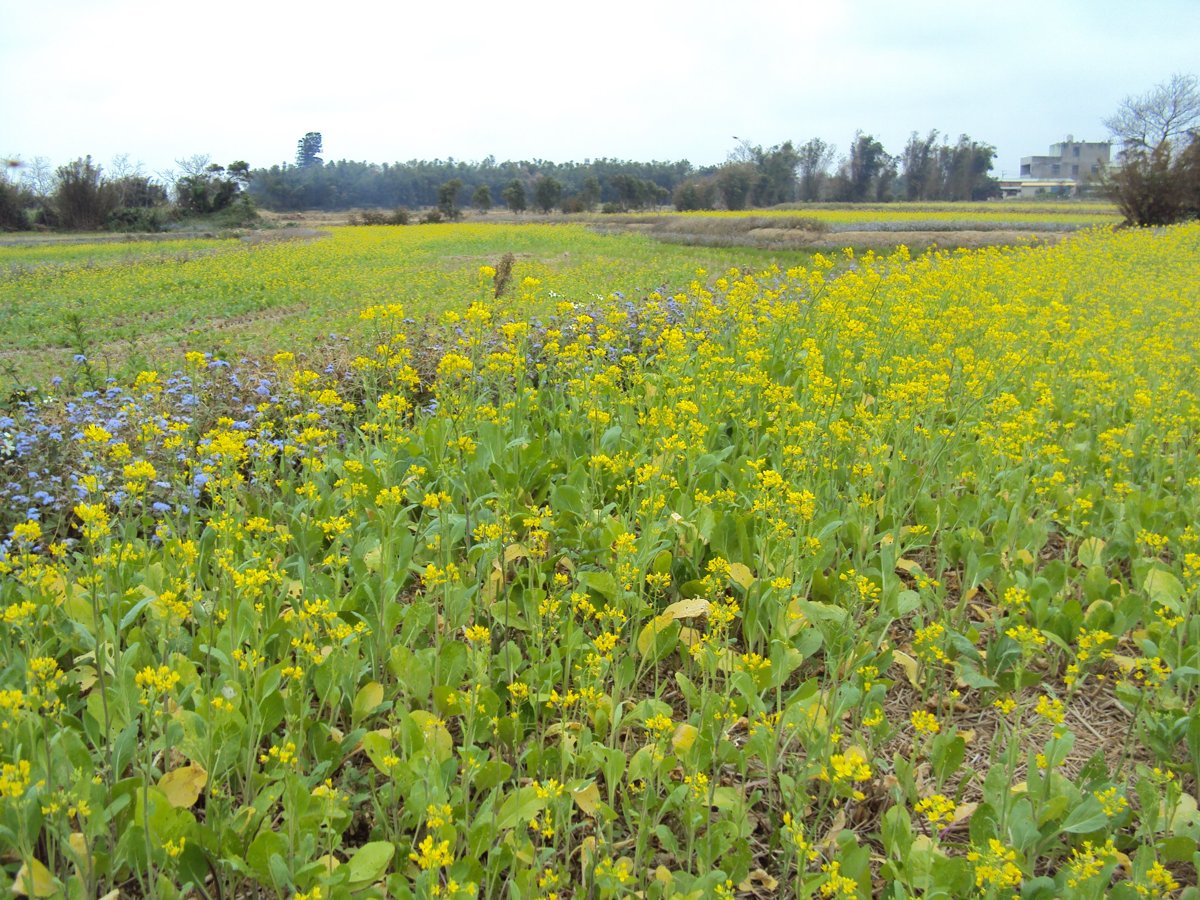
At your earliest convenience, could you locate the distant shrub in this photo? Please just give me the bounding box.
[1106,140,1200,226]
[0,180,32,231]
[358,208,410,226]
[673,177,718,211]
[52,157,117,230]
[421,210,445,224]
[105,206,168,232]
[560,195,587,214]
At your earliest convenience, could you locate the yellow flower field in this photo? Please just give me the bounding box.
[1,222,1198,898]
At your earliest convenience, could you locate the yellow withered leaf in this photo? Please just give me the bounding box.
[738,868,780,892]
[671,723,698,753]
[159,762,208,808]
[13,858,56,898]
[728,562,755,590]
[893,650,920,687]
[661,598,710,619]
[572,781,601,817]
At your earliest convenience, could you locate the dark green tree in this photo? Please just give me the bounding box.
[174,162,249,215]
[502,179,526,213]
[437,178,463,219]
[673,177,717,211]
[831,133,893,202]
[715,164,755,210]
[472,183,492,213]
[1105,139,1199,225]
[296,132,323,168]
[797,138,835,202]
[579,176,601,211]
[750,141,800,205]
[0,179,31,230]
[52,156,116,230]
[532,175,563,213]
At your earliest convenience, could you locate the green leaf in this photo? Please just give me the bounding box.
[1143,567,1184,610]
[636,614,680,662]
[495,786,545,831]
[1059,796,1108,834]
[361,729,395,774]
[1077,537,1106,568]
[578,570,619,602]
[471,759,512,792]
[346,841,395,884]
[246,829,289,887]
[352,681,385,725]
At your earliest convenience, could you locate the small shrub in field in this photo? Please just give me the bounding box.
[358,208,410,226]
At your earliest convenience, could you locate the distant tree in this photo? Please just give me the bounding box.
[502,179,526,213]
[609,173,668,210]
[296,132,324,168]
[472,183,492,213]
[1103,74,1200,225]
[797,138,835,202]
[1105,142,1181,225]
[750,141,800,205]
[174,162,249,215]
[0,179,32,230]
[940,136,998,201]
[673,176,718,211]
[19,156,54,198]
[1105,73,1200,154]
[715,163,756,210]
[1105,138,1199,225]
[900,130,940,201]
[227,161,252,189]
[52,156,117,230]
[533,175,563,213]
[579,176,601,211]
[437,178,463,219]
[832,133,893,202]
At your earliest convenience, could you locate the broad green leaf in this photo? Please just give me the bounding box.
[347,841,395,884]
[1077,537,1106,568]
[1059,796,1109,833]
[409,710,453,762]
[495,785,545,831]
[636,614,680,661]
[246,829,289,887]
[361,729,396,774]
[1143,567,1184,610]
[352,680,385,724]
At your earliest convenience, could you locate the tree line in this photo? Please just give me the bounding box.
[248,131,1000,215]
[0,154,255,232]
[0,130,1002,231]
[7,73,1198,233]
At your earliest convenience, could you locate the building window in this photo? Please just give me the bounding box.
[1051,164,1060,176]
[1073,146,1080,157]
[1072,164,1079,177]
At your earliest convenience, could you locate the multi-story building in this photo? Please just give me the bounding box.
[1020,138,1111,181]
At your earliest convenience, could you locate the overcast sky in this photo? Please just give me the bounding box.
[3,0,1198,182]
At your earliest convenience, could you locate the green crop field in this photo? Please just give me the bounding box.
[1,220,1199,898]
